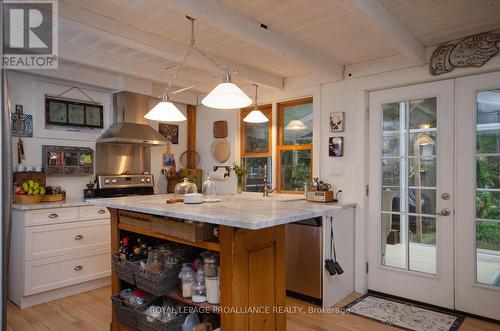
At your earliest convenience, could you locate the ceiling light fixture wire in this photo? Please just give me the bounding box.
[162,16,231,98]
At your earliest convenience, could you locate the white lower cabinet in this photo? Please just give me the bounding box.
[24,249,110,295]
[10,205,111,308]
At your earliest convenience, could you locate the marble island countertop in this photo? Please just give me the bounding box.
[87,194,355,229]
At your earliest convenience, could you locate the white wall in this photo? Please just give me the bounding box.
[196,105,238,195]
[148,100,188,194]
[8,71,113,199]
[7,71,190,198]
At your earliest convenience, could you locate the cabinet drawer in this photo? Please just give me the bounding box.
[24,249,111,295]
[79,205,110,221]
[26,208,78,226]
[25,219,110,261]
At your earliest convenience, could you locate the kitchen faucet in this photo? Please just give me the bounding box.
[262,171,276,197]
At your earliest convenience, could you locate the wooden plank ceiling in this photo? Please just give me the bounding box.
[59,0,500,96]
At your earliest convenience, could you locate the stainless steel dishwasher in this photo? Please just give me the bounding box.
[285,217,322,305]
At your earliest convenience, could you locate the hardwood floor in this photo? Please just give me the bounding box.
[7,287,500,331]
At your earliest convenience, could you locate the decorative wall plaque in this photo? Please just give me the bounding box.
[11,105,33,137]
[430,32,500,75]
[158,123,179,144]
[42,145,94,176]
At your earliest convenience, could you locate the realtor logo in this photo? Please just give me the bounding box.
[2,0,58,69]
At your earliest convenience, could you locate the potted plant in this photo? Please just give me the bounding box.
[232,163,248,193]
[290,164,310,191]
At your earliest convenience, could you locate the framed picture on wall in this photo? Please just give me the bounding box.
[329,137,344,157]
[45,96,104,128]
[158,123,179,144]
[329,112,344,132]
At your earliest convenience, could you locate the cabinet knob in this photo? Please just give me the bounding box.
[74,234,84,240]
[74,265,83,271]
[97,209,106,214]
[48,213,58,219]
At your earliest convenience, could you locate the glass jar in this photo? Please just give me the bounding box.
[202,176,217,199]
[205,275,220,304]
[178,263,194,298]
[204,255,218,277]
[174,178,198,197]
[191,267,206,303]
[164,255,179,270]
[145,250,163,272]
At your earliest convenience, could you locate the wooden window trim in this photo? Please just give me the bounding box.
[240,105,272,158]
[277,97,313,194]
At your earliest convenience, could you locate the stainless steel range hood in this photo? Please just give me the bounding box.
[97,91,167,145]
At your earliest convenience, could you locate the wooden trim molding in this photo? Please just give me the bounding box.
[277,97,313,193]
[240,104,273,157]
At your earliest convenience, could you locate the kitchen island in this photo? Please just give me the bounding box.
[89,194,355,331]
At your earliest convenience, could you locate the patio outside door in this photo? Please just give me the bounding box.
[368,80,455,309]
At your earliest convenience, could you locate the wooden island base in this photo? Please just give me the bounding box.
[110,208,286,331]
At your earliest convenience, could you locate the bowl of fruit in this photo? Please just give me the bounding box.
[13,180,45,204]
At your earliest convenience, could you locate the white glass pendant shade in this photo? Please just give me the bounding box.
[202,82,253,109]
[243,109,269,123]
[285,119,307,130]
[144,99,187,122]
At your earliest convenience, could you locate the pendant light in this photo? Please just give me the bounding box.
[285,119,307,130]
[144,93,186,122]
[202,69,253,109]
[243,84,268,123]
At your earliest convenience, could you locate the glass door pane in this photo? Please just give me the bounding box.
[381,98,438,274]
[475,90,500,287]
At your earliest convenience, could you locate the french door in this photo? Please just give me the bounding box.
[455,71,500,320]
[369,74,500,319]
[368,80,455,309]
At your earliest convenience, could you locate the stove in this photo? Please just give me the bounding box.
[91,174,155,198]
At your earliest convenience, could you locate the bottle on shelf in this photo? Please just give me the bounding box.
[191,266,207,303]
[119,237,130,261]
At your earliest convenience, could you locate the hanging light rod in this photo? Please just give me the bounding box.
[243,84,268,123]
[146,16,252,122]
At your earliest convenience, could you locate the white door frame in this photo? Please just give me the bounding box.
[455,71,500,320]
[368,79,455,308]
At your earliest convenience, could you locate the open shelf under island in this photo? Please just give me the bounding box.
[88,194,355,331]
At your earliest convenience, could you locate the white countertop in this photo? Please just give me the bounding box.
[87,194,355,230]
[12,198,93,210]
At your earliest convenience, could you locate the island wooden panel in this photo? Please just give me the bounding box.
[219,225,286,331]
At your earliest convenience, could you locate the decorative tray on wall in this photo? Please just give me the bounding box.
[42,145,94,176]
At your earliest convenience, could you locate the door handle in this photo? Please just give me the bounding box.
[437,208,451,216]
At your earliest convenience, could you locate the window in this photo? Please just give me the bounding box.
[277,98,313,192]
[240,105,272,192]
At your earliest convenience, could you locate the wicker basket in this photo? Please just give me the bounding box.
[13,195,42,205]
[111,293,153,329]
[133,261,181,297]
[112,254,135,285]
[119,210,152,230]
[151,217,215,242]
[136,299,185,331]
